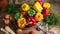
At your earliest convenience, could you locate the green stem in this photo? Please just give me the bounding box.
[29,21,32,24]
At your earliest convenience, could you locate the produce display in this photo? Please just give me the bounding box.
[0,0,60,34]
[12,1,49,29]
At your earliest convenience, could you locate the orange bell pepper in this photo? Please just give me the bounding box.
[34,13,43,21]
[17,18,26,29]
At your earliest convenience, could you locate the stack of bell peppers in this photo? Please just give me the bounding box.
[42,2,51,17]
[13,1,51,29]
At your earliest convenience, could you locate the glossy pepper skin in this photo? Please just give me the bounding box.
[35,0,44,6]
[39,1,44,6]
[34,13,43,21]
[28,9,35,16]
[27,17,36,27]
[21,10,28,18]
[42,8,50,17]
[32,2,43,13]
[17,18,26,29]
[14,12,23,20]
[21,3,30,11]
[43,2,51,8]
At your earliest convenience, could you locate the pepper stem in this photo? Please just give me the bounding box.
[20,21,24,24]
[38,15,40,18]
[29,21,32,24]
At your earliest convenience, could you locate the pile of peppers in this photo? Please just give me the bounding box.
[12,1,51,29]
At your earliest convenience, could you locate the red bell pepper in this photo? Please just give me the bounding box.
[21,10,28,19]
[39,1,44,6]
[42,8,50,17]
[27,17,36,27]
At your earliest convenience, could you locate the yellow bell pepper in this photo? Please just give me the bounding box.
[21,3,30,11]
[17,18,26,29]
[43,2,51,8]
[32,2,43,13]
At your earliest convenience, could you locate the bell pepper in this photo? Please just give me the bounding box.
[43,2,51,8]
[32,2,43,13]
[14,12,23,20]
[28,9,35,16]
[39,1,44,6]
[21,10,28,18]
[21,10,27,16]
[27,17,36,27]
[21,3,30,11]
[35,0,44,6]
[17,18,26,28]
[34,13,43,21]
[42,8,50,17]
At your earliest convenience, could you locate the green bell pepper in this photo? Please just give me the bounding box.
[28,9,35,16]
[14,12,23,20]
